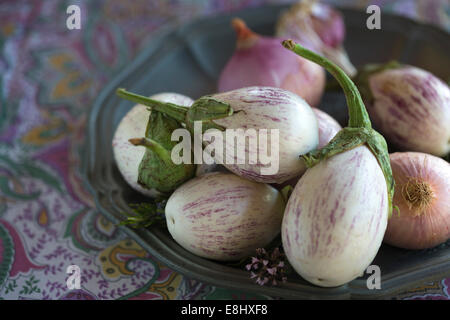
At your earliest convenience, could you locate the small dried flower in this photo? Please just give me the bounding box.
[245,247,288,286]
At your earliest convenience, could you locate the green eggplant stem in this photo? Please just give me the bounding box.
[117,88,236,135]
[128,137,173,165]
[116,88,234,132]
[282,39,395,218]
[116,88,188,123]
[282,40,371,129]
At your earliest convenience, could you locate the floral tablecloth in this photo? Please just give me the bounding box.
[0,0,449,300]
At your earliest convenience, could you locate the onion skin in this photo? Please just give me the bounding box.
[309,2,345,49]
[367,66,450,157]
[112,93,193,197]
[211,86,319,184]
[275,1,356,76]
[384,152,450,250]
[282,146,388,287]
[165,172,285,261]
[277,1,345,50]
[218,18,325,107]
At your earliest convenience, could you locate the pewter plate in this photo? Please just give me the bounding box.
[81,5,450,299]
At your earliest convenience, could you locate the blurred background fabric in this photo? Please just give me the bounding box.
[0,0,449,300]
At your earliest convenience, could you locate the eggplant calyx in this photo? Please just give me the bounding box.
[116,88,235,133]
[301,127,370,166]
[186,96,234,133]
[116,88,189,123]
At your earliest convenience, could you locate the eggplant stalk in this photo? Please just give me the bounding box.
[116,88,233,132]
[282,39,395,217]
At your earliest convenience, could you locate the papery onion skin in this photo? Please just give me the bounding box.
[277,1,345,50]
[367,66,450,157]
[112,92,193,197]
[218,18,325,107]
[165,172,285,261]
[384,152,450,250]
[275,1,356,76]
[195,162,228,177]
[309,2,345,49]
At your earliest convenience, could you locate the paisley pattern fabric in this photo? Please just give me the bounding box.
[0,0,448,300]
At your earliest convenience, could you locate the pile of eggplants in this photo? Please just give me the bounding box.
[112,1,450,288]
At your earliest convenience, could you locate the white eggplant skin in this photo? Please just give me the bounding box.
[112,93,194,197]
[368,66,450,156]
[165,172,285,261]
[210,87,319,184]
[273,108,342,190]
[282,146,388,287]
[311,108,342,149]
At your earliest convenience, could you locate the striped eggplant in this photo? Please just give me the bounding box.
[164,172,285,261]
[312,108,342,150]
[282,146,388,286]
[355,63,450,157]
[273,107,342,190]
[116,86,319,184]
[281,41,394,287]
[112,92,194,197]
[209,87,318,183]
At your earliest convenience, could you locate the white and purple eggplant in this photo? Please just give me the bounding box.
[164,172,285,261]
[116,86,319,184]
[275,0,356,77]
[281,40,394,287]
[274,108,342,190]
[218,18,326,107]
[112,92,194,197]
[312,108,342,149]
[355,63,450,157]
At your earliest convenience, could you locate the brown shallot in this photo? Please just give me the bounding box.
[384,152,450,250]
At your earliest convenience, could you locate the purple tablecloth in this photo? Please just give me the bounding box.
[0,0,449,300]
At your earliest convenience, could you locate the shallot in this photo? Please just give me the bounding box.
[275,0,356,76]
[384,152,450,250]
[218,18,325,107]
